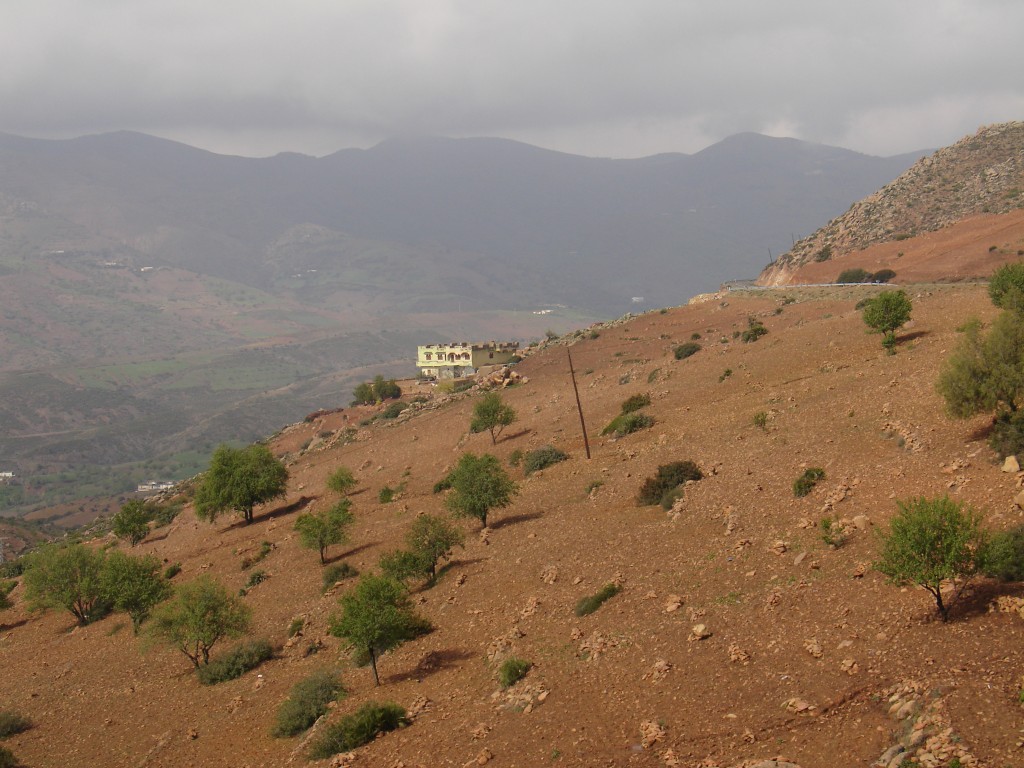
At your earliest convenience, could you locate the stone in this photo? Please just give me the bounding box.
[688,624,711,641]
[1003,455,1020,473]
[1015,490,1024,509]
[664,595,683,612]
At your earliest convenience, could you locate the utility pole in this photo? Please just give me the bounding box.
[567,348,591,459]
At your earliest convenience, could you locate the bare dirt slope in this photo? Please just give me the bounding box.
[3,283,1024,768]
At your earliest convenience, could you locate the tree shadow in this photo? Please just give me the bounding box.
[950,579,1024,621]
[223,495,316,531]
[386,648,475,684]
[966,418,996,442]
[898,330,930,343]
[490,511,543,530]
[325,541,379,563]
[0,617,30,632]
[501,428,532,442]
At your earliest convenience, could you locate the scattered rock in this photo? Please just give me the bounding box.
[804,638,823,658]
[541,566,558,584]
[639,720,667,748]
[728,643,750,664]
[1004,455,1021,473]
[643,659,673,683]
[664,594,683,612]
[688,624,712,642]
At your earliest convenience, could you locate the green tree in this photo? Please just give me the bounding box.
[874,496,987,621]
[100,551,171,633]
[352,381,375,406]
[112,499,151,546]
[445,452,518,528]
[326,466,357,496]
[329,574,424,686]
[862,290,912,352]
[405,514,464,580]
[295,500,354,564]
[22,543,108,626]
[194,444,289,525]
[470,392,517,445]
[148,576,251,668]
[988,262,1024,312]
[372,375,401,401]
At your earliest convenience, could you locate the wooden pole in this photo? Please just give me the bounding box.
[567,348,591,459]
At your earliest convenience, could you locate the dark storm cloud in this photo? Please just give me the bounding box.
[2,1,1022,158]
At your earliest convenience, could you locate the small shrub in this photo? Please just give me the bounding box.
[982,525,1024,581]
[740,317,768,343]
[164,563,182,579]
[814,245,832,262]
[602,411,655,437]
[507,449,524,468]
[646,367,661,383]
[574,583,621,616]
[0,560,23,579]
[637,461,704,506]
[752,411,768,430]
[432,472,454,493]
[151,502,182,528]
[674,342,701,360]
[272,669,345,738]
[498,657,531,688]
[0,747,17,768]
[793,467,826,497]
[245,570,268,589]
[620,393,651,414]
[585,480,604,494]
[287,617,304,638]
[819,516,846,548]
[195,638,274,685]
[837,268,871,283]
[690,332,702,340]
[321,562,358,592]
[0,711,31,738]
[872,269,897,283]
[381,401,408,419]
[719,368,732,382]
[523,446,569,476]
[660,486,685,511]
[378,486,395,504]
[307,702,408,758]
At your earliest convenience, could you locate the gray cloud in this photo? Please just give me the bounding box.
[2,0,1022,158]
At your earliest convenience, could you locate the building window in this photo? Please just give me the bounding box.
[424,353,432,360]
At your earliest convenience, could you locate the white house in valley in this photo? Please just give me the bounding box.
[416,341,519,379]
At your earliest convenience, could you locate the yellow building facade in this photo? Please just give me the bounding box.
[416,341,519,379]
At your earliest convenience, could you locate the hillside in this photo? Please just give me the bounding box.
[759,121,1024,285]
[0,130,923,519]
[2,281,1023,767]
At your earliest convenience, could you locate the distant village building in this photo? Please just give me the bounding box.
[137,480,175,493]
[416,341,519,379]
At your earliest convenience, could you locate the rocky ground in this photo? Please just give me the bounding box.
[3,277,1024,768]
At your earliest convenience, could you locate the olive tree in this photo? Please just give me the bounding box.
[294,500,354,564]
[874,496,987,621]
[194,443,289,525]
[380,514,464,584]
[326,466,357,496]
[100,551,171,633]
[988,262,1024,312]
[22,543,108,626]
[445,452,518,528]
[862,290,912,352]
[148,575,251,667]
[329,574,426,686]
[112,499,151,546]
[470,392,517,445]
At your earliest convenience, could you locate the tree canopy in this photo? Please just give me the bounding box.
[862,289,912,352]
[988,262,1024,312]
[22,543,108,626]
[445,452,518,528]
[326,466,357,496]
[470,392,517,445]
[112,499,151,546]
[329,574,426,685]
[194,443,289,524]
[295,500,354,564]
[148,575,251,667]
[100,551,171,633]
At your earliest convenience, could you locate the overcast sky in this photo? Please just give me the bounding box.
[2,1,1022,159]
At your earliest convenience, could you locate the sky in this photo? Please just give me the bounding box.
[2,0,1023,160]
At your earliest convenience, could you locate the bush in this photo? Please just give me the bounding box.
[378,486,395,504]
[637,461,703,506]
[151,502,182,528]
[244,570,267,590]
[574,583,621,616]
[872,268,897,283]
[740,317,768,343]
[272,670,345,737]
[988,262,1024,311]
[620,393,651,414]
[753,411,768,430]
[507,449,524,468]
[326,466,357,496]
[0,711,31,738]
[989,411,1024,458]
[874,496,987,621]
[982,525,1024,581]
[307,702,408,759]
[322,562,358,592]
[602,412,655,437]
[498,657,531,688]
[164,563,182,579]
[674,342,701,360]
[196,638,274,685]
[837,268,871,283]
[660,487,685,511]
[0,746,17,768]
[432,473,453,493]
[793,467,825,497]
[381,401,408,419]
[523,446,569,476]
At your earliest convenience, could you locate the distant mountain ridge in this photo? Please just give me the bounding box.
[759,121,1024,284]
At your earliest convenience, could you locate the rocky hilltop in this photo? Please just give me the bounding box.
[760,121,1024,285]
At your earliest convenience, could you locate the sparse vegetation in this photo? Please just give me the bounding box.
[753,411,768,430]
[793,467,826,497]
[674,342,701,360]
[352,375,402,405]
[637,461,704,506]
[0,746,18,768]
[574,583,621,616]
[620,393,651,413]
[498,657,531,688]
[0,581,15,612]
[272,669,345,737]
[470,392,517,445]
[196,638,273,685]
[326,466,357,496]
[164,563,182,579]
[740,317,768,343]
[445,452,518,528]
[381,401,408,419]
[0,711,31,739]
[819,516,846,548]
[874,496,987,621]
[981,525,1024,582]
[193,443,288,525]
[321,562,358,592]
[306,701,408,759]
[523,445,569,476]
[378,486,396,504]
[719,368,733,382]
